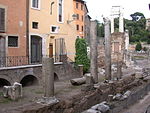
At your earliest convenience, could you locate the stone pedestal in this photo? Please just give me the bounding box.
[42,58,54,97]
[78,64,83,76]
[86,74,94,85]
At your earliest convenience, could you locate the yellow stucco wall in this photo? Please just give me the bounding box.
[29,0,78,61]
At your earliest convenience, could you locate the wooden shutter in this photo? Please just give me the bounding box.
[0,8,5,32]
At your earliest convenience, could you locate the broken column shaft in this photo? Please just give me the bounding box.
[42,58,54,97]
[90,21,98,83]
[104,18,112,80]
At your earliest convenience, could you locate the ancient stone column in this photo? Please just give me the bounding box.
[119,12,124,33]
[90,20,98,83]
[117,61,122,79]
[42,58,54,97]
[104,18,112,80]
[111,17,114,33]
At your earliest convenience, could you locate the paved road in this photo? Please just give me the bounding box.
[122,92,150,113]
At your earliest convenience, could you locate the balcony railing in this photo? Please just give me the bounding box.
[0,56,29,67]
[0,55,68,68]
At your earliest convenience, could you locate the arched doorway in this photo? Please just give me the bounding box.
[54,73,59,81]
[31,35,42,63]
[20,75,38,87]
[0,78,11,88]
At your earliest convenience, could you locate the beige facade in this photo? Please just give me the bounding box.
[29,0,78,62]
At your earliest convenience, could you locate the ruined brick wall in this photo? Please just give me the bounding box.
[97,32,126,68]
[111,32,125,63]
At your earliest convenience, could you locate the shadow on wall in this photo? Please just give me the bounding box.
[54,73,59,81]
[20,75,38,87]
[0,78,11,88]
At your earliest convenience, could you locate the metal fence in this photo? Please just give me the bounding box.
[0,56,29,67]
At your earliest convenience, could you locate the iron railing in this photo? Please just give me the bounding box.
[0,55,75,68]
[0,56,29,67]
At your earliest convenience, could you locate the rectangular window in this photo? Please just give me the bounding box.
[8,36,18,47]
[76,3,78,9]
[81,4,83,10]
[82,26,84,31]
[76,25,79,30]
[82,15,84,21]
[0,8,5,33]
[77,14,79,20]
[58,0,63,22]
[32,0,39,9]
[32,22,38,29]
[51,25,58,33]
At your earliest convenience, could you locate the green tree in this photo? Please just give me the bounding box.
[96,20,104,38]
[125,12,148,43]
[75,38,90,73]
[130,12,145,21]
[135,42,142,51]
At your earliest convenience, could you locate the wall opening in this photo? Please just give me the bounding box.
[20,75,38,87]
[0,78,11,88]
[54,73,59,81]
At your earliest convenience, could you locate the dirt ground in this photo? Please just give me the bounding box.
[122,92,150,113]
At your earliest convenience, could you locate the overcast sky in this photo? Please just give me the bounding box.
[85,0,150,22]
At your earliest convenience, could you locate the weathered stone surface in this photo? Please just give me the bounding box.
[113,93,122,100]
[135,72,143,79]
[3,82,22,100]
[108,95,113,102]
[97,104,110,113]
[142,68,150,77]
[42,58,54,97]
[122,90,131,100]
[78,65,84,77]
[70,77,86,85]
[90,21,98,83]
[143,76,150,81]
[36,96,59,105]
[83,109,101,113]
[98,68,105,75]
[86,74,95,85]
[81,84,94,92]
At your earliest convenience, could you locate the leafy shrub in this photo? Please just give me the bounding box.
[135,42,142,51]
[75,38,90,73]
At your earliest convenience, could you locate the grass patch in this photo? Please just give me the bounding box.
[0,92,3,96]
[35,91,43,94]
[0,98,12,104]
[133,56,147,59]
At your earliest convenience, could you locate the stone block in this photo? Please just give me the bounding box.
[86,74,95,85]
[3,82,22,100]
[83,109,101,113]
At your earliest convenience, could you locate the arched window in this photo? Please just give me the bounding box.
[58,0,63,22]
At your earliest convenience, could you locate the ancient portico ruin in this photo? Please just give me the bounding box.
[111,6,124,33]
